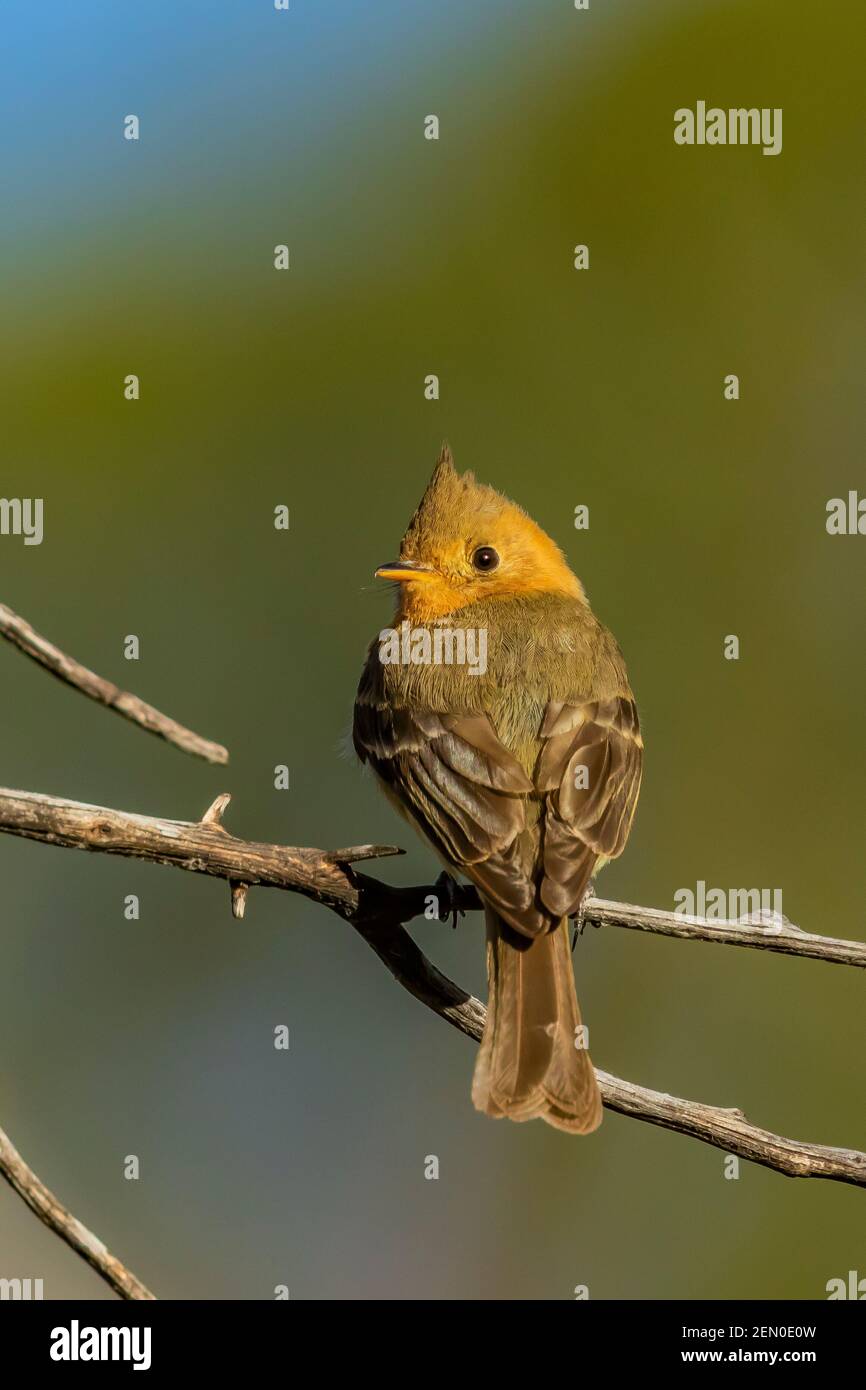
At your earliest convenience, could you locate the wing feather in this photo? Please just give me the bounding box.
[354,651,642,940]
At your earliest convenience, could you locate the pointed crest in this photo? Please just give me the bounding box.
[391,443,585,606]
[401,442,479,554]
[416,441,460,510]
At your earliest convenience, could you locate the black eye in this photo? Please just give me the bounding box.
[472,546,499,572]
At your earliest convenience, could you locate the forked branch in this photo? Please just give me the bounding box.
[1,596,862,1307]
[0,785,863,1193]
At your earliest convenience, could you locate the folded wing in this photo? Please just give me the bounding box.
[535,697,643,918]
[354,673,641,939]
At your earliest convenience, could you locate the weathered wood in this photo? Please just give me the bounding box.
[0,1125,154,1300]
[1,785,863,1189]
[584,896,866,969]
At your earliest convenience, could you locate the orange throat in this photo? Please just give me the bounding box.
[395,567,584,624]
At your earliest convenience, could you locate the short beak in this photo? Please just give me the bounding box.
[374,559,436,582]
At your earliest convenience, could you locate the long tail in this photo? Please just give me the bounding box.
[472,908,602,1134]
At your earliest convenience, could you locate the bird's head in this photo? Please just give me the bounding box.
[375,444,585,622]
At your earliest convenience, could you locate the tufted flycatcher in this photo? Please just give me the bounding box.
[354,445,642,1133]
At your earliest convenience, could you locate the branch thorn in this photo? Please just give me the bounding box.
[201,793,231,829]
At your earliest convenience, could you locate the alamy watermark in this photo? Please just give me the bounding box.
[674,102,782,157]
[0,497,43,545]
[50,1321,151,1370]
[0,1276,43,1299]
[674,881,784,924]
[378,620,487,676]
[826,1270,865,1299]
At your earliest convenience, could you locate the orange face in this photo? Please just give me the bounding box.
[375,452,584,622]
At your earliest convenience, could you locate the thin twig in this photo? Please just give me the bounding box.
[0,602,227,765]
[584,897,866,969]
[0,785,863,1188]
[380,883,866,969]
[0,1124,154,1300]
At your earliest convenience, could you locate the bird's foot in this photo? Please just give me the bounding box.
[571,879,598,951]
[434,871,466,930]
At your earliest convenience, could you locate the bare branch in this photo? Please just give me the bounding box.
[1,785,863,1189]
[592,1073,866,1186]
[390,976,866,1186]
[584,896,866,970]
[0,1123,154,1300]
[371,881,866,969]
[0,602,228,765]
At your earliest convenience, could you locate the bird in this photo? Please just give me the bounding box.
[353,444,642,1133]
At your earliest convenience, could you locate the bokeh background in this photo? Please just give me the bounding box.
[1,0,864,1299]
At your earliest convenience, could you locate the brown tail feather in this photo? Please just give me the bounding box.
[472,908,602,1134]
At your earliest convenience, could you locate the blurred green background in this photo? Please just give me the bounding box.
[1,0,864,1299]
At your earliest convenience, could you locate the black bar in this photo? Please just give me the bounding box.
[0,1299,860,1374]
